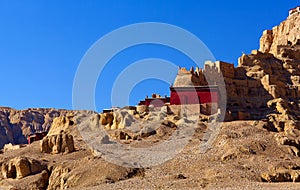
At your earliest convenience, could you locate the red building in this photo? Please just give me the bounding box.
[27,132,48,144]
[138,86,219,111]
[170,85,219,105]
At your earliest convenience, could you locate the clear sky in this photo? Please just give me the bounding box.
[0,1,299,111]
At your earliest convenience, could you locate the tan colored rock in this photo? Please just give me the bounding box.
[99,112,113,125]
[27,170,49,190]
[136,105,148,113]
[3,143,26,152]
[47,166,70,190]
[261,170,292,182]
[0,107,76,149]
[14,158,31,179]
[1,157,45,179]
[291,170,300,182]
[156,124,176,138]
[259,10,300,57]
[113,130,132,140]
[110,110,136,130]
[40,133,75,154]
[48,115,75,135]
[139,126,156,138]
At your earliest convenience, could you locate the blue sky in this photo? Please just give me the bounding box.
[0,1,298,111]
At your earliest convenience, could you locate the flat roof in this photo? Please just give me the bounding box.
[144,97,170,100]
[170,85,219,91]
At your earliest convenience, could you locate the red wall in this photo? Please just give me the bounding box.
[27,132,47,144]
[170,90,218,105]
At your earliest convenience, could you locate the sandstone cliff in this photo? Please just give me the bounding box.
[260,9,300,57]
[0,107,74,149]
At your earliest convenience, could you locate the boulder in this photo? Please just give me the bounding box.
[113,130,132,140]
[1,157,45,179]
[40,133,75,154]
[136,105,148,113]
[139,126,156,138]
[48,115,75,135]
[110,110,136,130]
[261,162,300,182]
[47,166,70,190]
[261,170,292,182]
[161,120,177,128]
[27,170,49,190]
[3,143,26,152]
[99,112,114,125]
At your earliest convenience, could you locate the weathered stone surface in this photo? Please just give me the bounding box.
[161,120,177,128]
[40,133,75,154]
[114,130,132,140]
[261,170,292,182]
[3,143,26,152]
[111,110,136,130]
[259,10,300,57]
[47,166,71,190]
[0,107,75,149]
[261,162,300,182]
[27,170,49,190]
[1,157,45,179]
[48,114,75,135]
[100,112,114,125]
[136,105,148,114]
[139,126,156,138]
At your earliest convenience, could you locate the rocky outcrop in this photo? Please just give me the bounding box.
[27,170,49,190]
[261,170,295,182]
[259,9,300,57]
[103,109,137,130]
[261,162,300,182]
[40,133,75,154]
[1,157,46,179]
[99,112,114,126]
[0,107,75,149]
[47,114,75,135]
[3,143,26,152]
[47,166,71,190]
[0,108,26,149]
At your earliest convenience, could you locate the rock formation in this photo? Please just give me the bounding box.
[47,166,71,190]
[40,132,75,154]
[260,7,300,57]
[1,157,46,179]
[47,114,75,135]
[172,10,300,121]
[0,107,75,149]
[261,162,300,182]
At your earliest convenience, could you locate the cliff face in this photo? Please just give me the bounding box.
[237,10,300,116]
[0,107,74,149]
[260,9,300,57]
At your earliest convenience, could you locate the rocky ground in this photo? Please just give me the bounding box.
[1,111,300,189]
